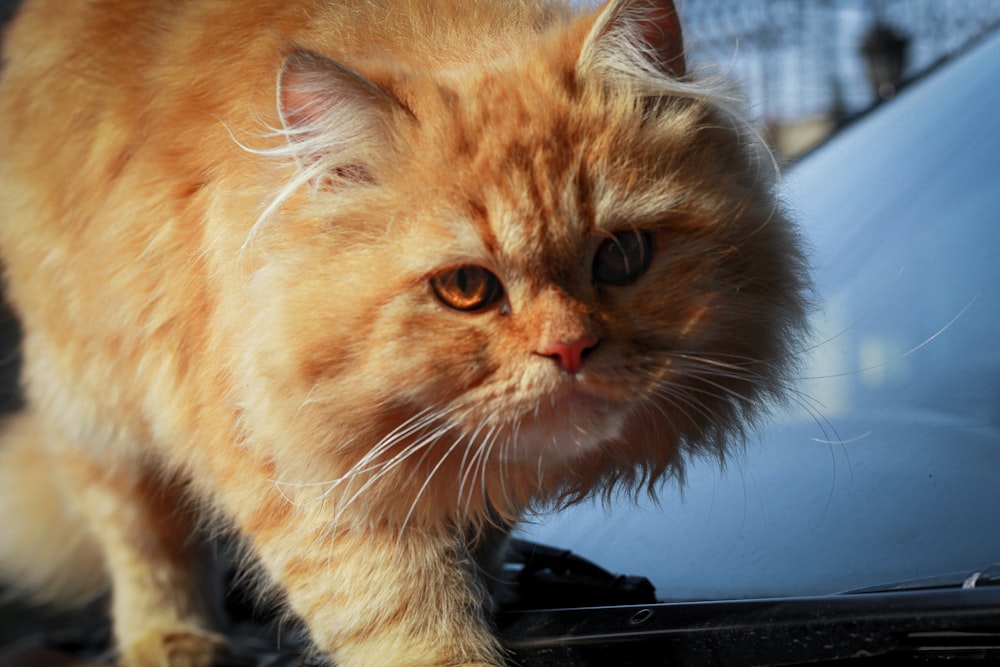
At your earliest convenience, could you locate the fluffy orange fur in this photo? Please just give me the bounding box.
[0,0,808,665]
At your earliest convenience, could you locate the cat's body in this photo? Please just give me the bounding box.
[0,0,807,665]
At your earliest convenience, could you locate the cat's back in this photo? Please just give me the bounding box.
[0,0,573,227]
[1,0,569,92]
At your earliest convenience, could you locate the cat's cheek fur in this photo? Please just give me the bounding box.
[232,252,508,513]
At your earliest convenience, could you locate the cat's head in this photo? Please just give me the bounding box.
[240,0,808,524]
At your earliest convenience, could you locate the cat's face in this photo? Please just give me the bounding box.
[378,75,723,465]
[242,1,807,517]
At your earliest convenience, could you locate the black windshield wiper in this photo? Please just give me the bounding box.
[497,544,1000,666]
[499,587,1000,666]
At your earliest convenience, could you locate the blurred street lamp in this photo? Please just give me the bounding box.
[862,23,910,100]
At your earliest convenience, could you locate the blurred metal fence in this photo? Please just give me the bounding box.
[677,0,1000,128]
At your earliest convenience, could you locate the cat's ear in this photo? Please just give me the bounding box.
[577,0,685,82]
[277,50,404,188]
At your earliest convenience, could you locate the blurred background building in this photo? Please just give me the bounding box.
[676,0,1000,158]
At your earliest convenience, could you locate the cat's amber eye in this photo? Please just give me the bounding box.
[430,266,504,312]
[593,230,653,286]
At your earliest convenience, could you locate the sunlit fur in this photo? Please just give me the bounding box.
[0,0,808,665]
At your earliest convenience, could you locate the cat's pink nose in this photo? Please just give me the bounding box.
[538,335,598,375]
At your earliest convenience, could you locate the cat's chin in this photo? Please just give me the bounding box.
[499,387,628,465]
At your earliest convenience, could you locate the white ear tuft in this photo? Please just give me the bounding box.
[277,50,402,188]
[578,0,685,84]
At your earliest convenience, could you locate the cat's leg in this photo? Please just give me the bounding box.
[34,425,226,667]
[69,461,226,667]
[250,517,505,667]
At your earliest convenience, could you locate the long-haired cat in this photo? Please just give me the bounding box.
[0,0,808,665]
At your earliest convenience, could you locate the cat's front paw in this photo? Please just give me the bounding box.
[120,628,229,667]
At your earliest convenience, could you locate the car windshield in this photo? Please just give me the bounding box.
[517,28,1000,601]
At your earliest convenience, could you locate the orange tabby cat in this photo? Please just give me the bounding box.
[0,0,807,665]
